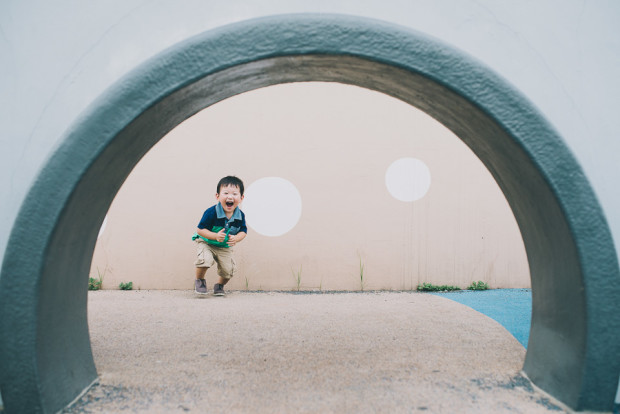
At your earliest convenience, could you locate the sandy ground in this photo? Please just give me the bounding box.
[64,290,570,413]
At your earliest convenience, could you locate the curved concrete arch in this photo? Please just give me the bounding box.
[0,14,618,413]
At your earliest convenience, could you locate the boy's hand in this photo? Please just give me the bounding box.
[226,232,246,247]
[216,229,227,243]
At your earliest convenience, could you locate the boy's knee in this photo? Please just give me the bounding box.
[195,256,215,268]
[195,241,215,268]
[217,257,236,280]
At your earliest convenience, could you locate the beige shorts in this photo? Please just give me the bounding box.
[194,239,236,280]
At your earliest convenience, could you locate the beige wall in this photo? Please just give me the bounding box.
[90,82,530,291]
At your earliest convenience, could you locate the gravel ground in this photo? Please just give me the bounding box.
[64,290,569,413]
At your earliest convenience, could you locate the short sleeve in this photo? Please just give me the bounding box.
[239,210,248,233]
[197,207,216,230]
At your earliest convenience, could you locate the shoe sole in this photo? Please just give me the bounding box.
[213,292,225,296]
[195,290,208,295]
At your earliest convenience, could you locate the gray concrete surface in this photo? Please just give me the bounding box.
[63,290,570,413]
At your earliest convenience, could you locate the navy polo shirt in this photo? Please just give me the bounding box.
[192,203,247,248]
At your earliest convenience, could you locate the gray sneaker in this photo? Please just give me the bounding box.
[213,283,225,296]
[195,279,207,295]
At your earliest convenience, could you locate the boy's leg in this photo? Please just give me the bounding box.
[213,279,226,296]
[194,267,208,294]
[194,240,214,294]
[213,247,235,296]
[194,275,208,294]
[196,267,207,279]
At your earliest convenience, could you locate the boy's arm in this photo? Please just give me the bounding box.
[197,227,227,243]
[226,231,246,246]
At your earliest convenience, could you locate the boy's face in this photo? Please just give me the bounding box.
[216,184,244,214]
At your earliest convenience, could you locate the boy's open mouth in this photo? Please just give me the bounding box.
[226,201,234,208]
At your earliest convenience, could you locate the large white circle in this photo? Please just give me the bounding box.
[385,158,432,202]
[242,177,302,237]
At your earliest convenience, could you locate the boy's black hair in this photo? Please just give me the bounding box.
[217,176,244,195]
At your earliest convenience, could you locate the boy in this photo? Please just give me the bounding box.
[192,176,247,296]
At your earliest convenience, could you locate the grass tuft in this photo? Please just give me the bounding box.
[359,257,366,291]
[88,266,105,290]
[467,281,489,290]
[416,282,461,292]
[88,277,102,291]
[119,281,133,290]
[292,265,302,291]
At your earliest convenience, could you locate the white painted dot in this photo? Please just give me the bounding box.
[242,177,302,237]
[385,158,431,202]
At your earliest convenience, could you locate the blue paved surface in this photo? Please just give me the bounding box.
[431,289,532,348]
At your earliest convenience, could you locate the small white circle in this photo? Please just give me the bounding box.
[242,177,302,237]
[385,158,432,202]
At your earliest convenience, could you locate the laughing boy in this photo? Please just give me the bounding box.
[192,176,247,296]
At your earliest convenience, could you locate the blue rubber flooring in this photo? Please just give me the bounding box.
[431,289,532,348]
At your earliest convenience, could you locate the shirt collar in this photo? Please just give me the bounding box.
[215,202,242,221]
